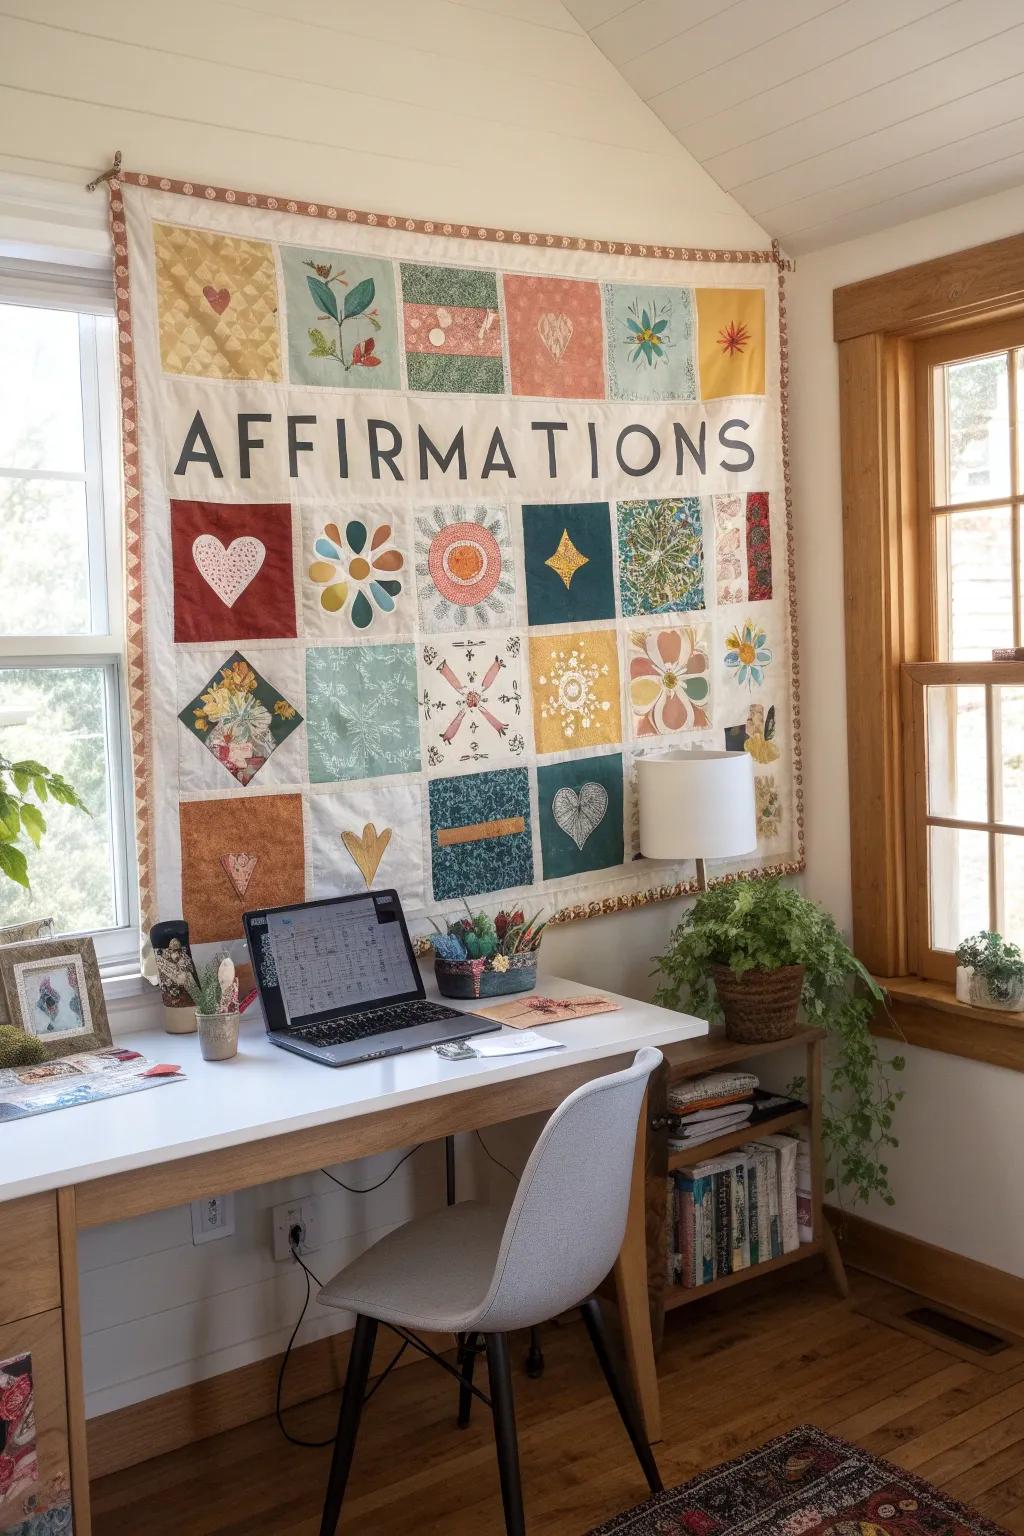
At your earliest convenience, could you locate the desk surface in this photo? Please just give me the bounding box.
[2,973,706,1203]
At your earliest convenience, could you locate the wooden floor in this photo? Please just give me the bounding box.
[91,1267,1024,1535]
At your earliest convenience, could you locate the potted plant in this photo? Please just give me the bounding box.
[429,907,546,1000]
[955,931,1024,1012]
[185,955,240,1061]
[653,879,905,1206]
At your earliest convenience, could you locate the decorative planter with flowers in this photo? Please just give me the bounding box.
[429,907,546,1000]
[955,931,1024,1012]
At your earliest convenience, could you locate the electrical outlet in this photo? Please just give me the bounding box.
[272,1197,322,1262]
[191,1193,235,1245]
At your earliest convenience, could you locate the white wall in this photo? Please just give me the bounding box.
[788,180,1024,1280]
[0,0,766,1418]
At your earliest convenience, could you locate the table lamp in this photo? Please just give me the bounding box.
[637,748,757,891]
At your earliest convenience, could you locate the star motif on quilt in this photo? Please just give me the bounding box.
[420,635,526,772]
[415,504,515,630]
[179,652,302,786]
[544,529,589,591]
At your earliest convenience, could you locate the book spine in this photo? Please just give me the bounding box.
[794,1143,814,1244]
[730,1157,749,1271]
[746,1154,760,1266]
[776,1141,800,1253]
[695,1176,714,1285]
[756,1149,773,1262]
[714,1170,732,1277]
[762,1146,782,1258]
[665,1176,678,1285]
[676,1173,696,1288]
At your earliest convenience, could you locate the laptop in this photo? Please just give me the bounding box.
[243,889,501,1067]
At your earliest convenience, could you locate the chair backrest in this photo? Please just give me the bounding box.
[467,1046,661,1333]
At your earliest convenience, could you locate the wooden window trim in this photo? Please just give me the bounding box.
[836,236,1024,1072]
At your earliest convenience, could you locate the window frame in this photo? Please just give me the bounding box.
[835,234,1024,1070]
[0,276,140,972]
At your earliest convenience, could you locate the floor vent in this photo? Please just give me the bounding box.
[903,1305,1010,1356]
[856,1290,1024,1371]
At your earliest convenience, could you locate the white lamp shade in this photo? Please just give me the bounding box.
[637,749,757,861]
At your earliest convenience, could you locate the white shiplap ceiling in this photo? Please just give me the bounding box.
[563,0,1024,252]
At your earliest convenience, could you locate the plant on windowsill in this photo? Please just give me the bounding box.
[0,750,88,890]
[429,906,547,1000]
[653,878,906,1207]
[954,931,1024,1013]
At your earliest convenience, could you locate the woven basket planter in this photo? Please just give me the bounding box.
[709,962,805,1043]
[435,951,538,1001]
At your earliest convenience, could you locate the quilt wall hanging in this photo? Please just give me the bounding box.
[111,171,802,948]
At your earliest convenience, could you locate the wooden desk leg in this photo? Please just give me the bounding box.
[57,1187,92,1536]
[808,1039,849,1300]
[613,1090,663,1445]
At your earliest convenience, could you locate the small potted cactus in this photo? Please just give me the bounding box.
[429,906,546,1000]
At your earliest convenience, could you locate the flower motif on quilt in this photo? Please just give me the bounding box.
[625,295,672,368]
[603,283,696,401]
[420,635,526,771]
[179,652,302,787]
[616,498,705,615]
[755,774,782,839]
[529,631,622,754]
[724,620,772,690]
[415,504,515,630]
[628,626,710,736]
[746,703,779,763]
[303,259,383,371]
[308,516,404,629]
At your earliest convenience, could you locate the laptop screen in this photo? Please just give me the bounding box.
[247,892,422,1029]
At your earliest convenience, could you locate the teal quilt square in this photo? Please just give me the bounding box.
[522,502,615,626]
[428,768,533,900]
[538,753,624,880]
[306,644,420,783]
[281,244,400,389]
[603,283,696,401]
[617,498,705,615]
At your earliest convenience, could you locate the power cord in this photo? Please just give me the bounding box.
[475,1129,520,1184]
[320,1144,422,1194]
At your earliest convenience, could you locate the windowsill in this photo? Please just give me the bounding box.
[872,974,1024,1073]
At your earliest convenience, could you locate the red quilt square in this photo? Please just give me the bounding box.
[171,500,297,642]
[503,275,605,399]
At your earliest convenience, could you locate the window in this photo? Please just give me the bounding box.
[904,321,1024,982]
[0,283,138,968]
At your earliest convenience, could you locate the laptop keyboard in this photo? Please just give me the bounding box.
[290,999,464,1050]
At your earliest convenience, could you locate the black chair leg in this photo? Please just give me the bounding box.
[320,1313,378,1536]
[457,1332,479,1428]
[485,1332,526,1536]
[525,1325,545,1378]
[580,1297,663,1494]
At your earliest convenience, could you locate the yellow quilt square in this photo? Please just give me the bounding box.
[695,288,765,399]
[529,629,622,755]
[155,223,282,381]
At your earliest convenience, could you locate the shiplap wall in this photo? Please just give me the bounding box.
[0,0,768,1417]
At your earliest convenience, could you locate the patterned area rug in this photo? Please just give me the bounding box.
[588,1425,1009,1535]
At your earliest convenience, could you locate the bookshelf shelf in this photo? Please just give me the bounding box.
[667,1106,809,1171]
[663,1239,825,1310]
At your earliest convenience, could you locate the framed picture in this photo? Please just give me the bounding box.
[0,917,55,1025]
[0,935,111,1059]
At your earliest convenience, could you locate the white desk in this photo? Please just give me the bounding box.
[2,973,707,1534]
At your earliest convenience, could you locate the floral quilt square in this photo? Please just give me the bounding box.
[428,767,533,901]
[302,504,413,639]
[415,504,517,631]
[724,700,780,765]
[529,630,622,755]
[280,244,400,390]
[401,264,505,393]
[180,794,305,943]
[713,491,773,605]
[178,652,303,787]
[695,286,766,399]
[522,502,615,626]
[603,283,696,401]
[503,275,604,399]
[309,782,423,904]
[154,223,281,381]
[616,498,705,616]
[171,500,297,643]
[420,634,528,774]
[628,625,710,737]
[723,616,774,692]
[305,644,420,783]
[538,752,624,880]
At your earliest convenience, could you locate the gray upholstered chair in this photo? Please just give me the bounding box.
[316,1045,664,1536]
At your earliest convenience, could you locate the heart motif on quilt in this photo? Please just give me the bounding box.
[220,852,258,898]
[341,823,393,888]
[203,285,231,315]
[537,311,574,361]
[192,535,266,608]
[551,782,608,851]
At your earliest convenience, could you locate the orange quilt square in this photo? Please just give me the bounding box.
[503,275,605,399]
[180,794,305,943]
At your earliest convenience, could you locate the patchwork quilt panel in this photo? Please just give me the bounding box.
[113,173,802,948]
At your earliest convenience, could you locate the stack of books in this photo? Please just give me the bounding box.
[664,1073,811,1290]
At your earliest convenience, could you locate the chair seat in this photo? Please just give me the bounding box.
[319,1200,511,1334]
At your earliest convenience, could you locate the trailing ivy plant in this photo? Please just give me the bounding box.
[652,879,905,1207]
[0,751,88,890]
